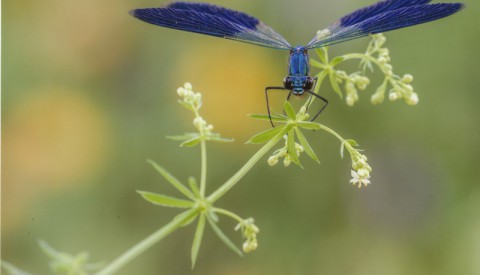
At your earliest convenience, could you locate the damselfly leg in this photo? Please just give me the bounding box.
[265,86,289,127]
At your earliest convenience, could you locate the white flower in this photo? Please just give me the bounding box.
[350,170,371,188]
[407,93,419,105]
[268,156,278,166]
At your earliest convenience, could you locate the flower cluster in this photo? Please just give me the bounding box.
[193,117,214,136]
[235,218,259,253]
[177,82,202,111]
[268,135,305,167]
[363,34,418,105]
[310,33,418,107]
[170,83,233,146]
[350,152,372,188]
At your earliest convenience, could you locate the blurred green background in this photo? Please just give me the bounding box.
[3,0,479,274]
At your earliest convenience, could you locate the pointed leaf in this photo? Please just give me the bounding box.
[206,216,243,257]
[340,141,346,159]
[309,58,326,69]
[295,128,319,163]
[249,114,288,122]
[147,160,195,200]
[283,101,296,120]
[312,70,328,94]
[330,56,345,67]
[247,125,287,144]
[181,137,202,147]
[167,133,198,141]
[191,214,206,268]
[137,191,194,208]
[329,73,343,99]
[1,261,32,275]
[346,139,359,147]
[208,136,234,143]
[188,177,200,198]
[287,129,301,167]
[297,122,321,130]
[38,240,59,258]
[315,47,327,64]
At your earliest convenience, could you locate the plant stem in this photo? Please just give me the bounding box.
[318,124,345,143]
[207,131,285,204]
[200,139,207,197]
[213,208,244,223]
[95,208,198,275]
[342,53,379,67]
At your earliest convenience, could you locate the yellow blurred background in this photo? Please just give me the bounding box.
[3,0,480,274]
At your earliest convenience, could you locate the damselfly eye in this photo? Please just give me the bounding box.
[303,77,314,90]
[283,77,294,90]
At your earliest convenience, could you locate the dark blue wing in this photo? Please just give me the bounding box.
[339,0,432,27]
[307,2,464,49]
[130,2,291,50]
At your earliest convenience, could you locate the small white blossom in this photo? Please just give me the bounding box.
[389,92,399,101]
[268,156,278,166]
[402,74,414,83]
[407,93,419,105]
[350,170,371,188]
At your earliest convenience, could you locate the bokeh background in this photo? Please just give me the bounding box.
[3,0,479,274]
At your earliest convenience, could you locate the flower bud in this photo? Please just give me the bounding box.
[177,87,185,96]
[184,82,192,90]
[402,74,414,83]
[371,89,385,105]
[389,92,399,101]
[346,95,356,106]
[407,93,419,105]
[283,155,291,167]
[268,156,278,166]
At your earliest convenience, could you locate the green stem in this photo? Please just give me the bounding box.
[207,131,285,204]
[95,208,198,275]
[213,207,244,223]
[318,123,357,156]
[342,53,380,67]
[318,123,345,143]
[200,139,207,197]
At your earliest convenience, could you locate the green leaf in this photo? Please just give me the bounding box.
[173,209,199,227]
[309,58,326,69]
[247,125,287,144]
[340,141,346,159]
[167,133,198,141]
[137,191,194,208]
[1,261,32,275]
[330,56,345,66]
[38,240,59,258]
[295,128,319,163]
[249,114,288,122]
[181,137,202,147]
[346,139,359,147]
[283,101,296,120]
[178,100,195,111]
[287,129,302,167]
[312,70,328,94]
[147,160,195,200]
[315,48,327,64]
[329,73,344,99]
[297,122,321,130]
[191,214,206,268]
[208,136,234,143]
[188,177,200,198]
[206,215,243,257]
